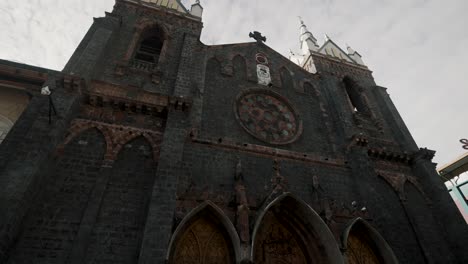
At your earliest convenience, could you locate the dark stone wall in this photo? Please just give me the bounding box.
[0,76,81,262]
[7,128,106,263]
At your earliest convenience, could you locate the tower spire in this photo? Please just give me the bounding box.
[299,17,319,53]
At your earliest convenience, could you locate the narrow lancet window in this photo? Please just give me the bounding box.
[343,77,368,114]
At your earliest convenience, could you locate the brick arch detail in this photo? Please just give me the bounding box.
[58,121,113,159]
[377,171,430,202]
[58,119,163,164]
[111,131,162,162]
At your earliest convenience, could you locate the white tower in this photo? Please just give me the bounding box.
[190,0,203,18]
[347,44,365,66]
[299,17,319,54]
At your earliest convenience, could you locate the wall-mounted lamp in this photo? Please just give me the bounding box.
[41,86,57,124]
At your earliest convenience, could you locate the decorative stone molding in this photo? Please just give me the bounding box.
[87,80,191,113]
[190,134,346,169]
[376,170,430,202]
[57,119,163,164]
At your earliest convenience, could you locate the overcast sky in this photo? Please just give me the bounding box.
[0,0,467,167]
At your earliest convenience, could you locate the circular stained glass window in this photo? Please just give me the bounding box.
[235,90,302,145]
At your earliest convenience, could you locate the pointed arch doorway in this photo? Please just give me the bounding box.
[342,218,398,264]
[252,194,343,264]
[167,202,241,264]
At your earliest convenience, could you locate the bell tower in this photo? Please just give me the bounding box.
[63,0,203,96]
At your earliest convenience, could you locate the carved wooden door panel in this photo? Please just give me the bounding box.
[254,211,308,264]
[171,217,234,264]
[346,233,380,264]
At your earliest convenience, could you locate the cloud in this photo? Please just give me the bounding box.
[0,0,466,165]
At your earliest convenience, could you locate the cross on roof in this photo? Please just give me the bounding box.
[249,31,267,43]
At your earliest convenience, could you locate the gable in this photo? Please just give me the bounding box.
[142,0,189,13]
[318,40,355,63]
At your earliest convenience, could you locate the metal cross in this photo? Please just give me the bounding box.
[460,139,468,150]
[249,31,266,43]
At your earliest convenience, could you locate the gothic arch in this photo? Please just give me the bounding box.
[112,133,161,162]
[342,218,398,264]
[232,54,247,79]
[301,80,320,97]
[167,201,241,264]
[206,57,222,76]
[59,124,112,158]
[251,193,343,264]
[403,179,430,203]
[279,66,295,90]
[342,76,370,115]
[125,21,170,68]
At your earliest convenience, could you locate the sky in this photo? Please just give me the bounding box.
[0,0,467,167]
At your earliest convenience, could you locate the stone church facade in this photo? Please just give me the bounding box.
[0,0,466,263]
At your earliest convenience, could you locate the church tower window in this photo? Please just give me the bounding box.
[132,27,165,71]
[343,77,368,114]
[135,36,163,64]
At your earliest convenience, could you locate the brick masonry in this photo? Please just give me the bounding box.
[0,0,467,263]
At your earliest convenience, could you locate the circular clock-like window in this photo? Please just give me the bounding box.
[234,90,302,145]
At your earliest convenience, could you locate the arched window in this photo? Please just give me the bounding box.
[132,27,164,71]
[280,67,294,90]
[135,36,163,63]
[343,77,368,114]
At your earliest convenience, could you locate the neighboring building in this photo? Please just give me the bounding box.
[438,153,468,224]
[0,0,467,263]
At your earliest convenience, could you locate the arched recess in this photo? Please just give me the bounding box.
[206,57,222,76]
[233,55,247,79]
[167,201,241,264]
[60,123,113,157]
[342,218,398,264]
[342,76,370,115]
[251,193,343,264]
[84,136,158,263]
[280,67,294,90]
[303,81,319,97]
[125,22,169,71]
